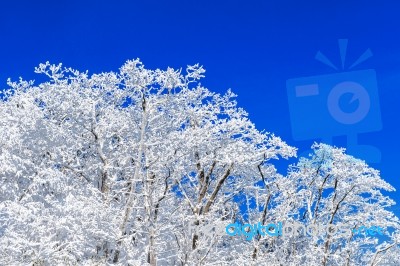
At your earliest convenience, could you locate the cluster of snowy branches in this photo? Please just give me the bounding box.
[0,60,399,265]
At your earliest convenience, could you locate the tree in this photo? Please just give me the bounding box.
[243,144,400,266]
[0,60,295,265]
[0,60,398,266]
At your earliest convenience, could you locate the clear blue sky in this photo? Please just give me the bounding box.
[1,1,399,212]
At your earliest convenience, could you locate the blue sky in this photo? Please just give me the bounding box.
[1,0,399,212]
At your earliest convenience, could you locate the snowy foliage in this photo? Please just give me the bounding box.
[0,60,398,265]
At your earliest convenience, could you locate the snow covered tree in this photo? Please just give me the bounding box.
[0,60,295,265]
[0,60,398,266]
[247,143,400,266]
